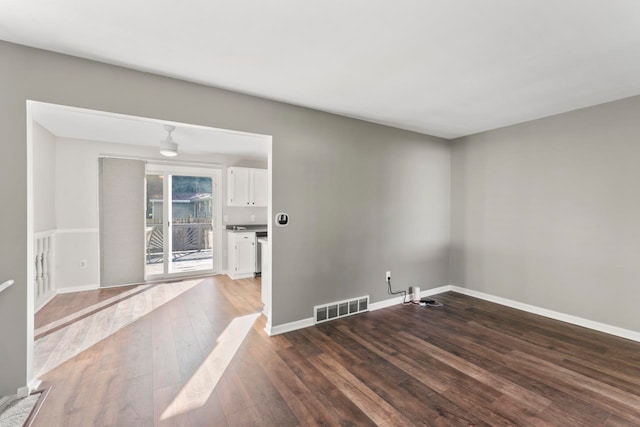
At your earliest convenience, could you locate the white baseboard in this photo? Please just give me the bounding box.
[267,285,451,336]
[54,273,221,296]
[420,285,454,299]
[16,377,42,397]
[28,378,42,393]
[267,317,314,336]
[56,284,100,294]
[369,295,406,311]
[227,272,255,280]
[264,284,640,343]
[35,292,57,313]
[450,286,640,343]
[369,285,452,311]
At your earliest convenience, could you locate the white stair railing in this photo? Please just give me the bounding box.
[0,279,14,294]
[34,230,55,310]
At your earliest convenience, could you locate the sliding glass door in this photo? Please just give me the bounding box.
[145,166,221,279]
[145,174,165,276]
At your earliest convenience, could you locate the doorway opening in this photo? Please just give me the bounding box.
[144,166,222,278]
[27,100,273,388]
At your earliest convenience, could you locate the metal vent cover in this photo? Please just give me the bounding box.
[314,295,370,324]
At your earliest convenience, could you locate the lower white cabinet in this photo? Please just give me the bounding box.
[227,231,256,279]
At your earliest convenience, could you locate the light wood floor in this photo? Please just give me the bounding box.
[34,277,640,426]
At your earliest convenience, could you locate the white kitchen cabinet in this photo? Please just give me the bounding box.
[227,167,267,207]
[227,231,256,279]
[251,168,268,207]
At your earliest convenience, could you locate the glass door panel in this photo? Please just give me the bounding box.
[169,175,214,273]
[145,174,165,276]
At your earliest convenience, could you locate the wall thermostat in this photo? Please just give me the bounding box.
[275,213,289,227]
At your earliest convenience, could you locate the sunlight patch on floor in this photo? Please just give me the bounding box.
[35,284,153,338]
[160,312,261,421]
[34,280,201,376]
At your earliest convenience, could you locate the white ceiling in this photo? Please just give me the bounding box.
[4,1,640,138]
[30,102,270,158]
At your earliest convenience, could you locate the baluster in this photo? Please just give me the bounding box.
[39,238,44,299]
[42,236,50,294]
[35,237,43,300]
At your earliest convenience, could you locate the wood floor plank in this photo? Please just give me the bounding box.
[336,323,454,394]
[311,353,415,427]
[277,346,377,426]
[32,280,640,426]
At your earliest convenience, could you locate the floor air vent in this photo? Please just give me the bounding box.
[314,295,369,324]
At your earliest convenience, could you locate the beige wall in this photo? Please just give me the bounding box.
[451,95,640,332]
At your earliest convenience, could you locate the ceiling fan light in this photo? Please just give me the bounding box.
[160,125,179,156]
[160,140,178,156]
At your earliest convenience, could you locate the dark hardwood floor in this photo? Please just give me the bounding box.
[33,276,640,426]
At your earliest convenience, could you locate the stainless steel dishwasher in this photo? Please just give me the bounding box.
[255,231,267,276]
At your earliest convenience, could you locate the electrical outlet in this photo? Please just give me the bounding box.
[80,260,87,269]
[386,271,391,281]
[250,215,255,222]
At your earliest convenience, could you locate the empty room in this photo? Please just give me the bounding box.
[1,1,639,426]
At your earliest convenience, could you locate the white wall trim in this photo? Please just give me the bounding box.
[56,228,99,234]
[54,273,223,296]
[56,284,100,294]
[33,229,56,239]
[28,378,42,393]
[264,284,640,342]
[34,291,56,313]
[419,285,453,299]
[369,295,406,311]
[0,279,14,294]
[17,377,43,397]
[227,272,255,280]
[369,285,452,311]
[267,317,314,336]
[266,285,452,336]
[450,286,640,343]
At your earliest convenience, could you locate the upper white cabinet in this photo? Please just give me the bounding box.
[227,167,267,207]
[227,167,251,206]
[250,168,268,207]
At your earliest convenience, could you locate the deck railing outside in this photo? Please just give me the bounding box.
[146,222,213,262]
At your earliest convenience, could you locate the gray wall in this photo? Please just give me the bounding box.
[33,122,57,233]
[451,95,640,332]
[0,41,450,394]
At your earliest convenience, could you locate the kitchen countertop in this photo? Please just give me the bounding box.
[226,224,268,233]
